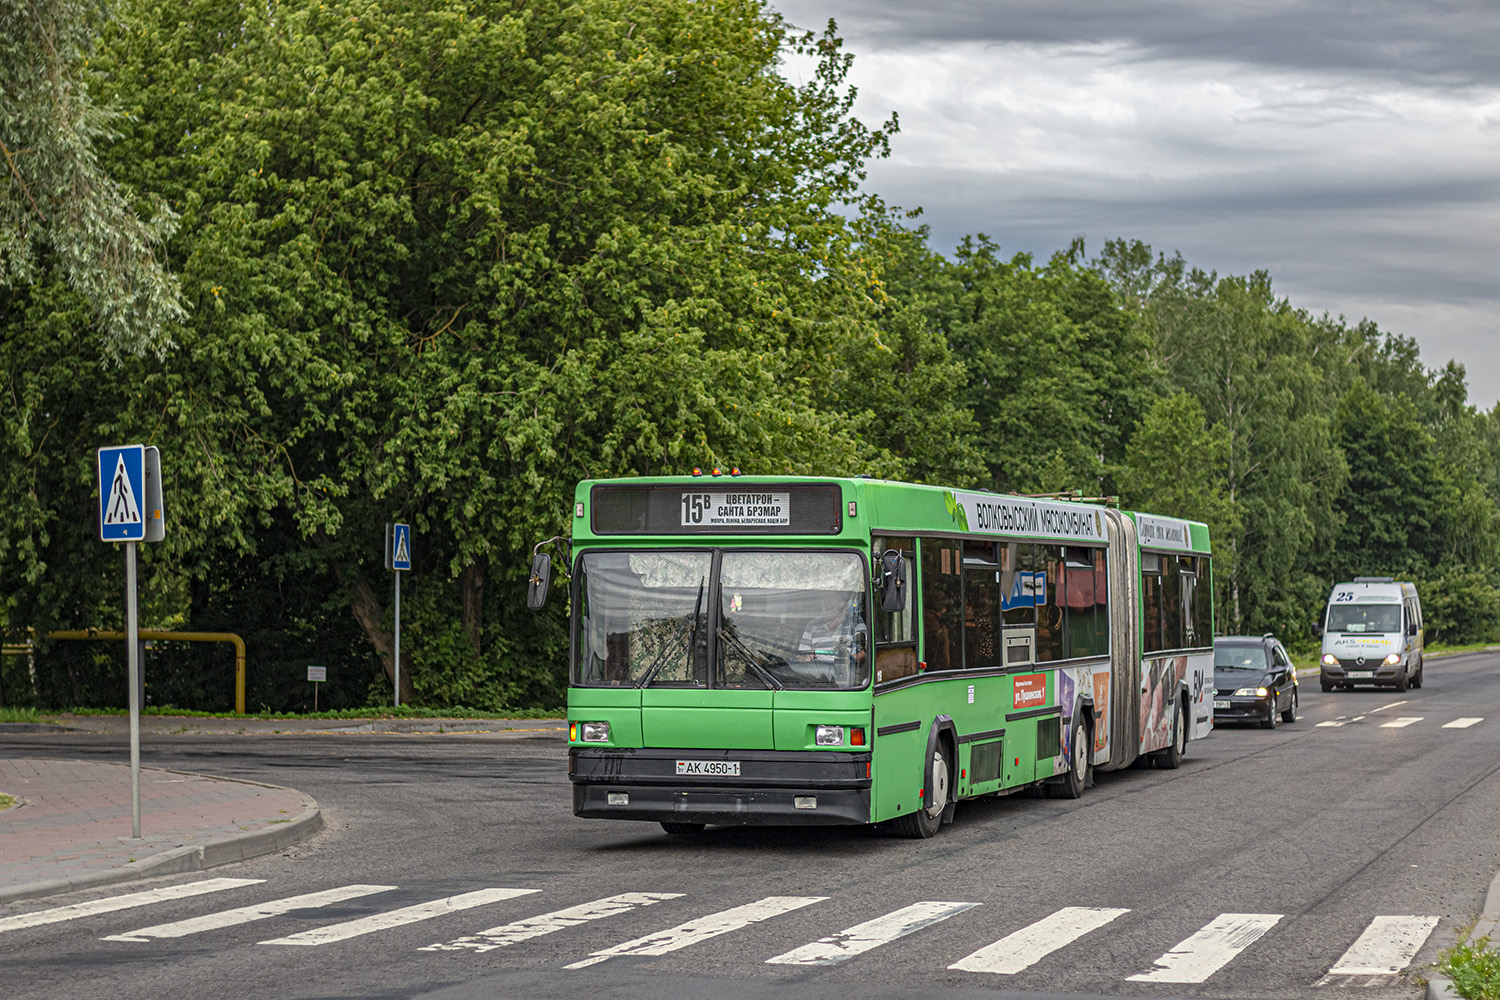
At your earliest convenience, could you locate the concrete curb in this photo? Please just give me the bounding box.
[0,770,322,906]
[1426,866,1500,999]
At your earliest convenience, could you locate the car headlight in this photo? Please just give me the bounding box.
[573,721,610,743]
[1234,687,1270,697]
[1321,653,1338,666]
[1384,653,1401,665]
[815,725,845,746]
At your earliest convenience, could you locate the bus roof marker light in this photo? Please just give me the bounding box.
[692,468,703,477]
[712,468,722,477]
[730,468,742,476]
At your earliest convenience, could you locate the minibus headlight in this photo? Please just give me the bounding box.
[815,725,845,746]
[1384,653,1401,665]
[1321,653,1338,666]
[580,721,611,743]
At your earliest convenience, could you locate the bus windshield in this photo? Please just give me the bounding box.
[573,550,869,690]
[1326,603,1401,634]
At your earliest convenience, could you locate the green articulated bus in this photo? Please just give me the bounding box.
[528,475,1213,838]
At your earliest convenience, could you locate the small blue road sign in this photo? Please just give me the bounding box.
[99,445,146,542]
[387,523,412,571]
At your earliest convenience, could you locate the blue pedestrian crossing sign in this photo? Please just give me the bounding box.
[99,445,146,541]
[386,523,412,571]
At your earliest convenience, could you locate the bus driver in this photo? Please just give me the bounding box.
[797,589,867,685]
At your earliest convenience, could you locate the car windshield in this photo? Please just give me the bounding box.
[1326,603,1400,634]
[573,549,869,690]
[1214,645,1269,670]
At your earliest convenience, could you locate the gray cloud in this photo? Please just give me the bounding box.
[772,0,1500,407]
[778,1,1500,89]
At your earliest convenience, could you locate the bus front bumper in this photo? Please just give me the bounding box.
[569,747,873,826]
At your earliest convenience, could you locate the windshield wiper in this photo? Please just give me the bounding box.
[717,624,784,690]
[637,577,705,689]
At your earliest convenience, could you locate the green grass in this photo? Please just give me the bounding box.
[54,704,564,721]
[0,792,16,811]
[0,707,51,724]
[1436,933,1500,999]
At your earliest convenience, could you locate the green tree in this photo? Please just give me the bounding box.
[0,0,182,356]
[0,0,914,708]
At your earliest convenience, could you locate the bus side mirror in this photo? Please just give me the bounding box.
[527,553,552,611]
[879,549,906,613]
[1311,623,1322,638]
[1407,621,1417,636]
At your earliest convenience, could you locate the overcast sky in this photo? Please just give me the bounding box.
[771,0,1500,409]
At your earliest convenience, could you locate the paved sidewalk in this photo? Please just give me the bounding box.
[0,758,320,905]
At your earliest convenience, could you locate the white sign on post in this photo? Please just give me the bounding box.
[307,666,327,682]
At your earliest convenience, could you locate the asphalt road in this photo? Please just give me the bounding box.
[5,650,1500,1000]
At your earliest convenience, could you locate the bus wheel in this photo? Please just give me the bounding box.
[893,747,949,839]
[660,822,705,836]
[1050,717,1090,796]
[1395,670,1409,693]
[1154,707,1186,770]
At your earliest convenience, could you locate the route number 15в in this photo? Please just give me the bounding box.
[682,493,712,525]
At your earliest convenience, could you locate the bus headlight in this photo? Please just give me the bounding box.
[1321,653,1338,666]
[579,721,611,743]
[815,725,845,746]
[1384,653,1402,665]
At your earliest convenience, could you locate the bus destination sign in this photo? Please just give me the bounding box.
[681,491,790,528]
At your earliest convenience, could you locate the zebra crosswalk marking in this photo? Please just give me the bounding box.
[0,879,263,935]
[259,888,539,946]
[562,895,826,970]
[1380,718,1423,729]
[1443,718,1484,729]
[1322,915,1440,978]
[765,901,979,966]
[102,884,396,942]
[948,906,1131,974]
[1127,913,1282,984]
[421,892,683,953]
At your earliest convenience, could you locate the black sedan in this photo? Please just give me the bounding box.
[1213,635,1299,729]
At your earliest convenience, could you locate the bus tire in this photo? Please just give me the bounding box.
[1395,669,1409,693]
[1050,716,1090,797]
[660,822,705,836]
[892,747,949,839]
[1153,705,1187,770]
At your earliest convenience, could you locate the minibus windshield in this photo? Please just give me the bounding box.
[1326,603,1400,634]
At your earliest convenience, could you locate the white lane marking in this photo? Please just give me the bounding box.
[259,888,539,946]
[949,906,1131,974]
[1380,717,1423,728]
[1322,915,1440,978]
[1444,718,1484,729]
[421,893,682,953]
[1371,702,1408,714]
[0,879,263,934]
[102,884,396,942]
[1127,913,1282,983]
[766,901,979,965]
[562,895,826,969]
[1317,721,1346,727]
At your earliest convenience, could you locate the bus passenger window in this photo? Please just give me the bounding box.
[963,541,1001,669]
[1062,547,1097,658]
[920,537,963,672]
[1035,548,1063,662]
[1141,553,1163,654]
[1161,559,1183,650]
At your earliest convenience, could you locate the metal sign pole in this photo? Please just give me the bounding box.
[393,571,402,709]
[125,541,141,838]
